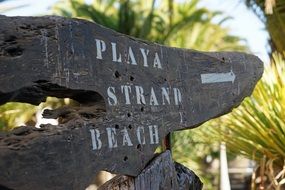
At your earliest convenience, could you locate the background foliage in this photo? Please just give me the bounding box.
[3,0,285,189]
[53,0,246,51]
[245,0,285,54]
[206,52,285,189]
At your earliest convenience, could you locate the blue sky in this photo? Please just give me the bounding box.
[198,0,269,63]
[0,0,269,63]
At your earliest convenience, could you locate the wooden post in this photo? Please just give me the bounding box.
[98,150,203,190]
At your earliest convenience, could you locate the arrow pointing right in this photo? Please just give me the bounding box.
[200,70,236,84]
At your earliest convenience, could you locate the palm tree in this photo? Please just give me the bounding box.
[208,52,285,189]
[53,0,246,51]
[245,0,285,54]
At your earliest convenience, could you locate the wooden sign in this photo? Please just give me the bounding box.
[0,15,263,190]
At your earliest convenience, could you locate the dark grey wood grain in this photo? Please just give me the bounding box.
[0,15,263,190]
[98,150,202,190]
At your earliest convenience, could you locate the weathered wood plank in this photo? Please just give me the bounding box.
[0,107,106,190]
[98,150,202,190]
[0,15,263,190]
[175,162,203,190]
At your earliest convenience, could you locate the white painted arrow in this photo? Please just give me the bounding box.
[201,70,236,84]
